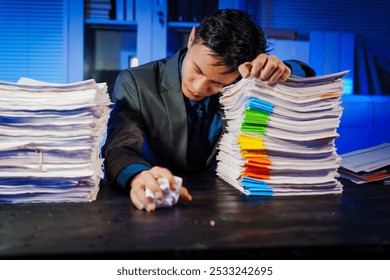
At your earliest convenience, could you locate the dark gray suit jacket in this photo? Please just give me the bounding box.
[102,48,220,184]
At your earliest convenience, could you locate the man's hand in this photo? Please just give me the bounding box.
[130,166,192,212]
[238,53,291,84]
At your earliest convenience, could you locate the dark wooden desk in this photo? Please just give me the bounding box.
[1,173,389,259]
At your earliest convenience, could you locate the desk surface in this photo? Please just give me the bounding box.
[1,173,389,259]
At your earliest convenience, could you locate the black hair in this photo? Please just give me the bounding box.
[192,9,268,74]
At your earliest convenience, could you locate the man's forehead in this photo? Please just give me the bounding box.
[189,43,240,84]
[193,61,239,86]
[194,48,230,72]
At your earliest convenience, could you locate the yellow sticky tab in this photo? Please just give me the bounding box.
[238,133,265,150]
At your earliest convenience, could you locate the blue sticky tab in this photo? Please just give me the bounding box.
[246,98,274,114]
[241,177,273,196]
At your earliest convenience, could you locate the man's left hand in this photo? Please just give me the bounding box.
[238,53,291,84]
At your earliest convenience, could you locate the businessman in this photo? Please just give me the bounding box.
[102,9,315,211]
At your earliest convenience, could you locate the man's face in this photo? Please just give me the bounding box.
[181,43,240,102]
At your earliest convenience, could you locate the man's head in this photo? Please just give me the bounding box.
[181,9,267,101]
[193,9,267,74]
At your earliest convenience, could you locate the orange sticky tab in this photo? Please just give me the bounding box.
[320,92,342,98]
[242,153,268,160]
[242,151,268,159]
[246,158,272,166]
[242,171,270,180]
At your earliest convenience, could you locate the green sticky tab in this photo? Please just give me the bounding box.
[241,124,266,134]
[241,109,270,134]
[243,109,270,125]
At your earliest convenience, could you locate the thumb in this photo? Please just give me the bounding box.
[238,62,253,78]
[180,186,192,202]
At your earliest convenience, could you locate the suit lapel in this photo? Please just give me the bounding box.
[160,49,189,168]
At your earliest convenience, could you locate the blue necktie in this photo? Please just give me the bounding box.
[187,103,208,169]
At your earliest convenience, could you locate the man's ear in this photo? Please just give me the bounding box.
[187,26,196,49]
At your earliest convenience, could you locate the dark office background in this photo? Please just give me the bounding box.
[0,0,389,153]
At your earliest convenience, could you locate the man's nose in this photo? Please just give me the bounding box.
[192,78,208,94]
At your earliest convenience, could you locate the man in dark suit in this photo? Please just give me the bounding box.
[102,9,315,211]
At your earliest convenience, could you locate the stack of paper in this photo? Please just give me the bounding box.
[216,71,349,196]
[0,78,111,203]
[339,143,390,185]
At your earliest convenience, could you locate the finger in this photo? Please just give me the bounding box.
[130,171,159,212]
[145,202,156,212]
[150,167,176,191]
[267,64,291,84]
[279,66,291,82]
[130,186,146,210]
[132,179,152,207]
[133,183,157,212]
[267,65,285,84]
[180,186,192,202]
[142,171,163,200]
[168,175,177,191]
[249,54,268,78]
[238,62,253,78]
[258,55,282,81]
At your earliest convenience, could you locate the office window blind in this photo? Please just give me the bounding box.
[258,0,390,45]
[0,0,64,83]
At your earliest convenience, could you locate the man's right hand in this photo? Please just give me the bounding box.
[130,166,192,212]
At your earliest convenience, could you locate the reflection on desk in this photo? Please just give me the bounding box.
[1,173,389,259]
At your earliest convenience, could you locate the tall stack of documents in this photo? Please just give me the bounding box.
[0,78,111,203]
[216,71,349,196]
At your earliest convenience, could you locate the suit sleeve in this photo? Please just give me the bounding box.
[283,59,316,77]
[101,70,152,187]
